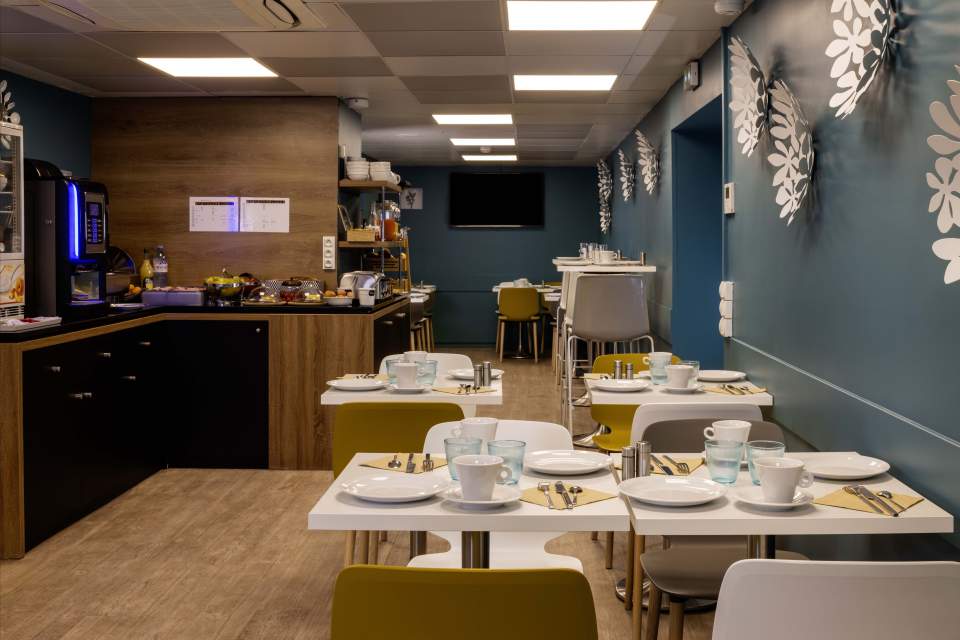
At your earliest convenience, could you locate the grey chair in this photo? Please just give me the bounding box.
[638,419,806,640]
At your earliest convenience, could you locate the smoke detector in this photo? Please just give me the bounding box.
[344,97,369,110]
[714,0,744,15]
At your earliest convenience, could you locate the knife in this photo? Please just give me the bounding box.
[650,454,674,475]
[857,485,898,517]
[554,481,574,509]
[405,453,416,473]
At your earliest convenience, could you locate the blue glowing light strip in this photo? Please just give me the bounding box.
[68,182,80,261]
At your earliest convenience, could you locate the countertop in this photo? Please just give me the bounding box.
[0,295,409,344]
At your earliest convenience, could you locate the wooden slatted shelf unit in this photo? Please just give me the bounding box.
[337,180,402,193]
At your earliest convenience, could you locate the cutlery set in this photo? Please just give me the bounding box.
[456,384,479,394]
[387,453,435,473]
[537,482,582,509]
[843,485,901,516]
[723,383,753,395]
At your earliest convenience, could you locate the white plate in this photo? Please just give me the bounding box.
[555,259,590,265]
[447,368,504,381]
[804,454,890,480]
[619,476,727,507]
[388,384,430,394]
[524,450,612,476]
[442,485,522,509]
[111,302,145,310]
[327,378,387,391]
[612,260,645,265]
[592,379,651,393]
[662,384,704,393]
[325,297,354,306]
[698,370,746,382]
[341,473,450,503]
[734,486,814,510]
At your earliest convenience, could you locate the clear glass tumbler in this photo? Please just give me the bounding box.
[443,437,482,480]
[746,440,786,485]
[705,440,744,485]
[486,440,525,485]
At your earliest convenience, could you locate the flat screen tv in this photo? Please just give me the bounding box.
[449,172,544,227]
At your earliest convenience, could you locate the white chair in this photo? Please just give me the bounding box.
[408,419,582,571]
[378,353,472,375]
[629,402,763,443]
[713,560,960,640]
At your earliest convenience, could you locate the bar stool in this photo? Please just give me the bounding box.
[409,294,427,350]
[497,287,541,362]
[421,289,436,351]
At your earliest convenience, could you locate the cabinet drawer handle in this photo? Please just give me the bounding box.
[46,365,62,373]
[121,375,137,381]
[255,328,261,334]
[394,312,407,319]
[138,341,152,347]
[381,320,394,326]
[67,393,84,400]
[97,352,112,358]
[82,392,94,399]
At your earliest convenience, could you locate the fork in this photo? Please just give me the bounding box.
[537,482,556,509]
[663,455,690,474]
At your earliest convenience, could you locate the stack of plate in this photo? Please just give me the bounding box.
[346,159,369,180]
[370,162,400,184]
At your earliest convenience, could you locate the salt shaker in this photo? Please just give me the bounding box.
[621,446,636,481]
[613,359,623,380]
[635,441,652,477]
[625,363,634,380]
[481,361,493,387]
[473,363,484,389]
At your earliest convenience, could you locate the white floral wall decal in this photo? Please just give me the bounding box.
[597,159,613,234]
[0,79,21,150]
[728,36,768,156]
[634,130,660,195]
[825,0,897,119]
[617,149,635,202]
[926,64,960,284]
[767,80,815,225]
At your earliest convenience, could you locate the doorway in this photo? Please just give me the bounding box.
[671,96,723,369]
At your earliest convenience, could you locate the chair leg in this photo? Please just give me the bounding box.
[369,530,380,564]
[358,530,370,564]
[344,530,356,566]
[532,322,539,363]
[625,525,635,611]
[644,584,663,640]
[495,318,502,354]
[591,531,599,541]
[667,597,685,640]
[631,535,646,640]
[498,321,506,362]
[605,531,614,569]
[379,531,388,542]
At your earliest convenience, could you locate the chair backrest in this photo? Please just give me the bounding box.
[642,419,784,452]
[379,353,473,374]
[712,560,960,640]
[499,287,540,320]
[332,403,465,476]
[423,419,573,453]
[332,566,599,640]
[564,272,581,319]
[629,403,763,443]
[592,353,681,373]
[570,275,650,341]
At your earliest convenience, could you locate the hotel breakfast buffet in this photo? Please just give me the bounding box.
[0,0,958,638]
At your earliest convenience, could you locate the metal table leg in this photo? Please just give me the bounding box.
[746,534,776,558]
[461,531,490,568]
[409,531,427,560]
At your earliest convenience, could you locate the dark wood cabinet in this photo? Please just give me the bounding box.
[374,306,410,367]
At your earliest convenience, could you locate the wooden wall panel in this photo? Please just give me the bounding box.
[91,97,339,286]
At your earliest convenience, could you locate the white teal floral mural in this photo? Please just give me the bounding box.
[927,65,960,284]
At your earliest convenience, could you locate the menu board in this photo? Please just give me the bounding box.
[189,197,239,232]
[240,197,290,233]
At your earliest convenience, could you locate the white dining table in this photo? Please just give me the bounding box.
[321,378,504,406]
[552,259,657,274]
[586,378,774,407]
[307,452,630,568]
[491,286,559,294]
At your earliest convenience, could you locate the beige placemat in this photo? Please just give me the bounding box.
[814,488,923,516]
[338,373,389,382]
[650,456,704,476]
[704,383,767,395]
[432,386,497,395]
[361,454,448,474]
[520,483,615,509]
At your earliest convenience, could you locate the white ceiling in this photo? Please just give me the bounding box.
[0,0,743,165]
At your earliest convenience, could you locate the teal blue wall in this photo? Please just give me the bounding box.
[395,166,599,345]
[607,0,960,554]
[0,70,91,176]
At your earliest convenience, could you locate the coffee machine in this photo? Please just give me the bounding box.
[24,159,110,319]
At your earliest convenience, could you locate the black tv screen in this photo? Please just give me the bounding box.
[449,172,544,227]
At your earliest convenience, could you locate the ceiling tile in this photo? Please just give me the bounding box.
[8,55,160,78]
[514,92,611,104]
[507,55,629,75]
[287,76,408,95]
[517,124,591,139]
[180,77,304,94]
[383,56,507,76]
[89,32,246,57]
[628,74,679,92]
[70,75,202,93]
[223,32,379,57]
[302,3,361,30]
[366,31,503,56]
[0,6,68,33]
[608,91,658,105]
[261,56,391,77]
[504,32,642,57]
[634,29,718,57]
[624,54,689,75]
[341,2,501,31]
[400,75,507,91]
[77,0,261,30]
[0,33,116,58]
[409,88,511,103]
[647,0,744,30]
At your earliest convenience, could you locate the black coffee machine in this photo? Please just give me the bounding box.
[24,159,110,319]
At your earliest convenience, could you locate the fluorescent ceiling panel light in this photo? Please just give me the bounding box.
[513,75,617,91]
[138,58,277,77]
[462,154,518,161]
[433,114,513,125]
[507,1,657,30]
[450,138,516,146]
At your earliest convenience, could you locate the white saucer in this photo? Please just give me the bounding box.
[804,454,890,480]
[524,450,612,476]
[448,368,504,380]
[662,384,704,393]
[442,485,522,509]
[341,473,450,503]
[619,476,726,507]
[592,379,651,393]
[698,370,746,382]
[388,384,430,394]
[735,486,814,510]
[327,378,387,391]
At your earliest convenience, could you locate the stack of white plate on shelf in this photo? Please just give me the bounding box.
[346,159,369,180]
[370,161,400,184]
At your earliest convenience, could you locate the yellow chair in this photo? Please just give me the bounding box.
[331,566,598,640]
[334,402,465,566]
[591,353,681,453]
[496,287,542,363]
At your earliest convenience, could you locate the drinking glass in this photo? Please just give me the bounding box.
[416,359,438,386]
[746,440,786,485]
[486,440,525,485]
[444,437,482,480]
[679,360,700,388]
[704,440,744,485]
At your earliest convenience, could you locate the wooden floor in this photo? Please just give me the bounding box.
[0,347,713,640]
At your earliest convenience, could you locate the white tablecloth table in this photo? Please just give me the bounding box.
[587,378,773,407]
[321,378,504,406]
[552,259,657,274]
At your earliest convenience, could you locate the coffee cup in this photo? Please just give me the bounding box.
[665,364,694,389]
[454,454,512,500]
[755,457,813,503]
[703,419,751,442]
[452,417,498,447]
[393,362,419,388]
[404,350,428,363]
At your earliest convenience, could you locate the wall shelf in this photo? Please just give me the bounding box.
[338,180,402,193]
[338,241,405,249]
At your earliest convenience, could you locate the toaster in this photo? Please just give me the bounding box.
[339,271,391,300]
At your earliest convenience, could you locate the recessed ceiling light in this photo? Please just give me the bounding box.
[462,154,518,162]
[450,138,516,146]
[433,114,514,125]
[507,1,657,30]
[513,75,617,91]
[137,58,277,78]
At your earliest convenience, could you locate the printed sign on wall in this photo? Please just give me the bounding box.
[400,188,422,210]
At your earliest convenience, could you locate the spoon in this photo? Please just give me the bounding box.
[568,485,583,505]
[876,490,906,513]
[387,454,402,469]
[537,482,556,510]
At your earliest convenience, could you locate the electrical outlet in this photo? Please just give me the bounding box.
[322,235,336,271]
[723,182,735,215]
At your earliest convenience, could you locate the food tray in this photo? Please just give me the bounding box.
[0,316,62,332]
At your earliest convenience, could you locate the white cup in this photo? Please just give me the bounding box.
[597,250,617,264]
[452,417,498,447]
[755,457,813,503]
[665,364,694,389]
[358,288,376,307]
[454,454,512,500]
[703,419,751,443]
[393,362,419,388]
[404,350,428,363]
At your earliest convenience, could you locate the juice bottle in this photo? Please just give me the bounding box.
[140,248,155,290]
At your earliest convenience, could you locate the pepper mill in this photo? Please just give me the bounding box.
[635,441,652,477]
[613,359,623,380]
[473,363,484,389]
[621,446,636,481]
[625,363,634,380]
[481,361,493,387]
